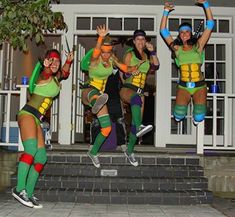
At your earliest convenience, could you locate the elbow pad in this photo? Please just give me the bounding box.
[206,20,215,30]
[160,28,170,39]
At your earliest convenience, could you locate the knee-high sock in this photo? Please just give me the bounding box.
[90,114,111,155]
[16,138,37,192]
[25,147,47,198]
[127,122,137,154]
[130,94,142,130]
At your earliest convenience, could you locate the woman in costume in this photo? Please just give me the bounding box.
[160,0,214,125]
[12,49,74,208]
[120,30,160,166]
[82,24,139,168]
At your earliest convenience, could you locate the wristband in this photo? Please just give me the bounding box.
[203,1,210,9]
[206,20,214,30]
[160,28,170,39]
[65,60,72,64]
[150,51,156,56]
[163,10,169,17]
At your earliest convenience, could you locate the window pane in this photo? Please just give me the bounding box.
[92,17,106,30]
[216,63,226,79]
[212,19,217,32]
[169,18,179,31]
[217,119,224,135]
[124,18,138,31]
[205,44,214,60]
[109,18,122,31]
[181,19,192,26]
[219,20,229,33]
[171,81,177,96]
[204,118,212,135]
[76,17,90,30]
[217,100,224,117]
[216,44,225,61]
[217,81,225,93]
[140,18,154,31]
[205,62,214,79]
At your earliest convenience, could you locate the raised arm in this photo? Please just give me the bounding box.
[90,24,109,64]
[59,51,74,80]
[160,2,175,48]
[197,0,214,51]
[146,42,160,72]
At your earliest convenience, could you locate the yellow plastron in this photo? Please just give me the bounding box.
[89,78,107,92]
[180,64,201,82]
[38,98,53,115]
[132,73,146,89]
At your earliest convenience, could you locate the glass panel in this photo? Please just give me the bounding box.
[216,63,225,79]
[216,44,225,61]
[181,19,192,26]
[169,18,179,31]
[205,62,214,79]
[171,62,179,78]
[171,81,177,96]
[217,100,224,117]
[109,18,122,30]
[140,18,154,31]
[194,19,204,33]
[217,81,225,93]
[171,118,178,134]
[217,118,224,135]
[124,18,138,31]
[76,17,90,30]
[212,19,217,32]
[92,17,106,30]
[219,20,229,33]
[205,44,214,60]
[204,118,212,135]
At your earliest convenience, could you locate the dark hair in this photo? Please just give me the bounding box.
[132,29,150,60]
[173,22,198,46]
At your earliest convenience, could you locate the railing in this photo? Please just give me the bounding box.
[197,93,235,154]
[0,85,28,151]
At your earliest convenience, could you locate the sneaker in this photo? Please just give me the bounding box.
[29,196,43,209]
[124,150,138,167]
[136,124,153,138]
[12,187,33,208]
[87,151,100,168]
[91,93,109,114]
[193,119,199,126]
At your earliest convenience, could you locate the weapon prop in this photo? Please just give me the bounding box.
[194,20,204,39]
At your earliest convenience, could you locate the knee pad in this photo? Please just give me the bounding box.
[98,114,111,137]
[130,94,142,107]
[34,147,47,173]
[173,105,187,121]
[100,126,112,137]
[193,104,206,122]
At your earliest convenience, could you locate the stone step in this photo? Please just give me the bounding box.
[47,153,200,166]
[11,175,208,191]
[32,188,213,205]
[41,163,204,178]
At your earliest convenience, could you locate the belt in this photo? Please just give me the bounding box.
[178,80,206,88]
[22,104,44,122]
[123,83,144,94]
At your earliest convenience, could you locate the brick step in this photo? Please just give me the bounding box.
[31,188,213,205]
[11,175,208,191]
[41,163,204,178]
[47,153,200,166]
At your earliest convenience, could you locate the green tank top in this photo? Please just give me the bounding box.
[89,60,113,80]
[124,51,150,88]
[175,45,203,66]
[33,77,60,97]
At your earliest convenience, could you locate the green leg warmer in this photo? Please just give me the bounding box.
[26,147,47,198]
[90,114,111,155]
[127,123,137,154]
[16,138,37,192]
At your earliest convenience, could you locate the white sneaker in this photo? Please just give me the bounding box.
[12,188,33,208]
[91,93,109,114]
[136,124,153,138]
[124,150,138,167]
[87,151,100,168]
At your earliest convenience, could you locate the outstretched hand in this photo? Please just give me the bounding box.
[96,24,109,38]
[164,2,174,11]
